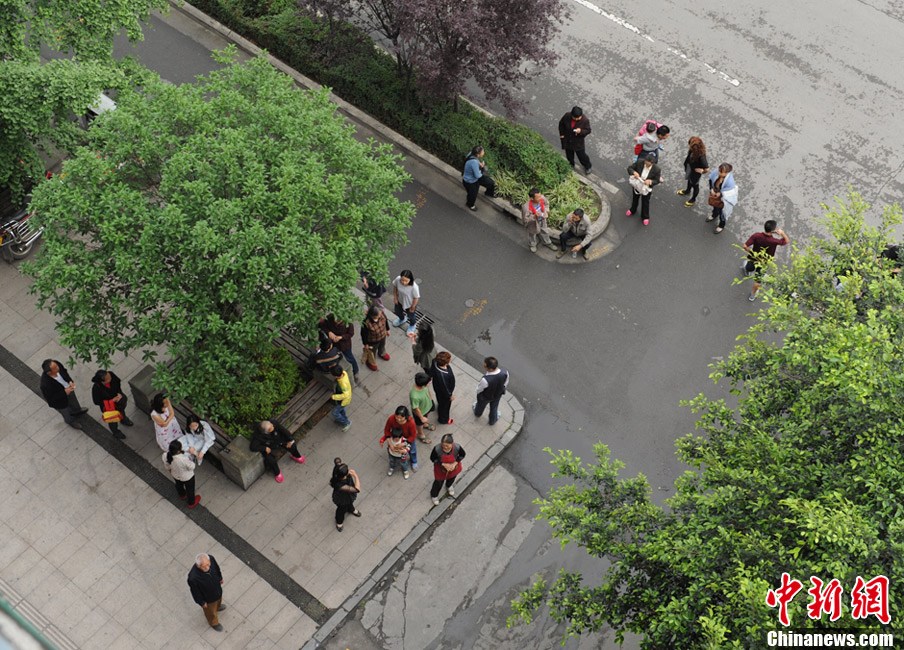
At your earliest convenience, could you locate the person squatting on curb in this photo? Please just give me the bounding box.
[557,208,593,259]
[462,146,496,211]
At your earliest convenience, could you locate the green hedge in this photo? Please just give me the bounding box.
[219,344,303,439]
[187,0,581,202]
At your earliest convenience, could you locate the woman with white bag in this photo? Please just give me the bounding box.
[626,157,662,226]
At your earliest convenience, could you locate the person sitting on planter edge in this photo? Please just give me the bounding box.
[249,419,306,484]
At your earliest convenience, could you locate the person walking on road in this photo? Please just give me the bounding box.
[330,458,361,532]
[163,440,200,508]
[412,323,436,372]
[556,209,593,260]
[626,157,662,226]
[473,356,509,425]
[558,106,592,173]
[391,269,420,335]
[429,351,456,425]
[90,369,132,439]
[361,305,390,372]
[250,419,306,484]
[462,146,496,211]
[677,136,709,207]
[707,163,739,234]
[743,220,790,301]
[410,372,435,445]
[522,188,558,253]
[430,434,466,506]
[40,359,88,429]
[187,553,226,631]
[319,314,360,385]
[381,405,420,470]
[178,415,216,466]
[330,365,353,431]
[151,393,183,452]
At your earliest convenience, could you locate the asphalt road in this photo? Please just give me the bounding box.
[112,4,903,648]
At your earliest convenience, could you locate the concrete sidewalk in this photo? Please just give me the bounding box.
[0,194,522,648]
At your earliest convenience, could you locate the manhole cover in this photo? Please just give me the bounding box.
[464,299,476,308]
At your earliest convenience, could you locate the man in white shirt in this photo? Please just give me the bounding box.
[39,359,88,429]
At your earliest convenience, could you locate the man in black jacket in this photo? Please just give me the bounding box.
[39,359,88,429]
[558,106,593,173]
[187,553,226,631]
[249,419,306,483]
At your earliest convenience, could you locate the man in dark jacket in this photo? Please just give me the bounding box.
[91,369,133,439]
[310,336,343,375]
[249,419,306,483]
[39,359,88,429]
[558,106,592,173]
[187,553,226,631]
[473,356,510,426]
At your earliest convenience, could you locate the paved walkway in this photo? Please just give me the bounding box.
[0,195,522,648]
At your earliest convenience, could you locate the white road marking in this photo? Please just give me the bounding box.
[571,0,741,87]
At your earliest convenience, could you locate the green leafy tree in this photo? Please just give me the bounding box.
[511,193,904,648]
[25,54,414,421]
[0,0,166,197]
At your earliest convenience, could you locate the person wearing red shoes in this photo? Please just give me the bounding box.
[626,157,662,226]
[429,352,456,425]
[250,419,305,483]
[361,305,390,371]
[163,440,201,508]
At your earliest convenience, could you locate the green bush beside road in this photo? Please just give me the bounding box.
[187,0,600,221]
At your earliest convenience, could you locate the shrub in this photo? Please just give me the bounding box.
[187,1,581,207]
[218,345,303,439]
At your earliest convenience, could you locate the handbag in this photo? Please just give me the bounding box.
[362,346,376,367]
[628,175,652,195]
[707,193,724,208]
[102,399,122,423]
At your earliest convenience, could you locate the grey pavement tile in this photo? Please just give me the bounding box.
[274,609,318,647]
[346,542,387,582]
[58,539,105,583]
[219,564,260,607]
[235,502,286,549]
[76,508,120,554]
[217,485,267,528]
[263,526,305,565]
[108,630,144,650]
[20,407,67,448]
[98,579,146,628]
[247,588,290,631]
[65,602,109,648]
[214,619,271,650]
[162,525,209,564]
[84,617,127,650]
[230,576,275,618]
[6,392,49,423]
[2,544,42,584]
[319,570,362,609]
[248,630,279,650]
[283,542,330,585]
[0,533,30,574]
[161,632,216,650]
[58,588,99,635]
[38,582,82,622]
[0,302,28,341]
[19,509,76,557]
[302,558,347,603]
[260,601,308,644]
[135,611,179,649]
[330,531,378,572]
[82,564,123,605]
[23,339,71,372]
[22,453,70,500]
[1,323,51,363]
[2,436,44,482]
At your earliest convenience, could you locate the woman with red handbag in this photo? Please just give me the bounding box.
[429,434,466,506]
[91,370,133,439]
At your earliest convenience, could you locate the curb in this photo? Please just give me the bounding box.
[166,1,616,263]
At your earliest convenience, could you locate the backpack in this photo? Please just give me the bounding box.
[634,119,661,155]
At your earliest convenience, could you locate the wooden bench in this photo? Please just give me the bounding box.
[129,328,337,489]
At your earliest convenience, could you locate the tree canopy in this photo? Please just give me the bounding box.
[299,0,568,113]
[511,193,904,647]
[26,54,414,420]
[0,0,166,197]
